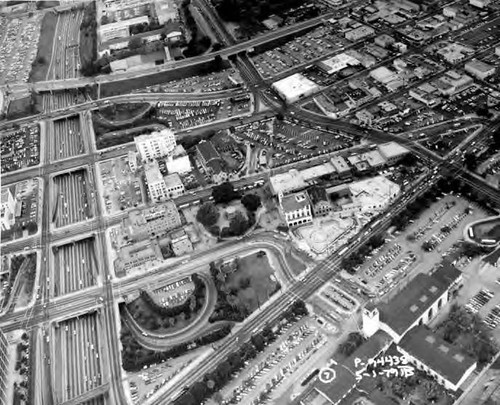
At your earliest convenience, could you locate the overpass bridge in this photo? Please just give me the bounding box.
[32,13,333,92]
[59,383,109,405]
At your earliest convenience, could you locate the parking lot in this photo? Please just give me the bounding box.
[99,156,145,215]
[0,13,43,84]
[231,118,353,168]
[52,115,85,160]
[51,236,99,297]
[52,169,94,228]
[0,124,40,173]
[133,68,244,93]
[348,194,492,298]
[208,318,327,405]
[52,312,104,403]
[151,277,194,308]
[1,179,41,242]
[156,98,251,130]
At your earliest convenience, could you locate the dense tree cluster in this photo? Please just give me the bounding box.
[211,182,241,204]
[174,300,308,405]
[341,235,385,274]
[196,202,220,227]
[441,304,497,366]
[241,194,261,212]
[182,0,211,57]
[338,332,366,357]
[79,2,99,76]
[121,323,232,371]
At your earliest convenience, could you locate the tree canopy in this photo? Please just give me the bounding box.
[212,182,240,204]
[241,194,261,212]
[196,202,219,227]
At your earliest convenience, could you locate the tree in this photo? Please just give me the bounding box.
[128,36,143,50]
[196,202,219,227]
[101,15,109,25]
[229,211,249,236]
[241,194,261,212]
[212,182,240,204]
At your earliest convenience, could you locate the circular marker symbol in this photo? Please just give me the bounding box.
[319,367,336,384]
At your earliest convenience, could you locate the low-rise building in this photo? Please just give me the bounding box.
[345,25,375,41]
[269,169,307,196]
[128,151,138,173]
[170,229,193,256]
[374,33,395,48]
[163,173,185,198]
[279,191,313,227]
[465,59,496,80]
[272,73,320,104]
[317,53,361,75]
[470,0,490,8]
[377,142,409,164]
[196,140,228,184]
[307,186,332,217]
[144,160,169,202]
[166,144,191,174]
[330,156,351,178]
[434,70,474,96]
[125,202,182,240]
[99,15,149,42]
[135,129,177,160]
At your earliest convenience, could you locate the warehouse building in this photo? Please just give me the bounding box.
[272,74,320,104]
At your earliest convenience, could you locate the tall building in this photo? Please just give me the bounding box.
[279,191,313,227]
[144,161,169,202]
[0,328,8,405]
[135,129,176,161]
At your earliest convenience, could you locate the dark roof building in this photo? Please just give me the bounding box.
[398,325,476,390]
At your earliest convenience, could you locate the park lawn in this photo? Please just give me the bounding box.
[29,12,57,82]
[98,103,150,122]
[226,252,278,312]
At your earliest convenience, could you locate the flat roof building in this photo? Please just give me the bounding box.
[145,160,169,202]
[163,173,185,199]
[269,170,307,196]
[465,59,496,80]
[135,129,177,160]
[377,142,409,164]
[345,25,375,41]
[99,15,149,42]
[279,191,313,227]
[317,53,360,75]
[272,74,320,104]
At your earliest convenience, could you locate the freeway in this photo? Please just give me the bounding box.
[31,13,333,92]
[0,87,247,131]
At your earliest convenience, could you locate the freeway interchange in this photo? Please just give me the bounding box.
[2,7,500,405]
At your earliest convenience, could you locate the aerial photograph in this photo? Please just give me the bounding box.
[1,0,500,404]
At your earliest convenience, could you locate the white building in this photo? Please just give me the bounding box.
[135,129,177,161]
[464,59,496,80]
[144,161,169,202]
[377,142,409,164]
[317,53,360,75]
[128,151,138,172]
[99,15,149,42]
[154,0,179,24]
[272,74,320,104]
[0,189,15,231]
[279,191,313,227]
[163,173,185,198]
[1,188,15,213]
[166,145,191,174]
[344,25,375,41]
[470,0,490,8]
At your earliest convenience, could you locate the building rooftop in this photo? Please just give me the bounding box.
[330,156,351,173]
[399,326,476,385]
[163,172,182,188]
[196,140,221,163]
[281,192,311,213]
[144,160,164,184]
[365,150,386,167]
[272,73,319,101]
[377,142,409,159]
[269,170,307,195]
[465,59,495,73]
[379,264,461,336]
[301,162,336,182]
[308,186,328,205]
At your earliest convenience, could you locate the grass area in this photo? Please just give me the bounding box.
[29,12,57,82]
[98,103,150,123]
[6,94,43,120]
[472,219,500,240]
[226,252,278,312]
[36,1,60,8]
[100,59,230,97]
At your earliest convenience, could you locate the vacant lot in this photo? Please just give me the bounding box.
[29,12,57,82]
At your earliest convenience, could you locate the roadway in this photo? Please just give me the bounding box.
[31,13,333,92]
